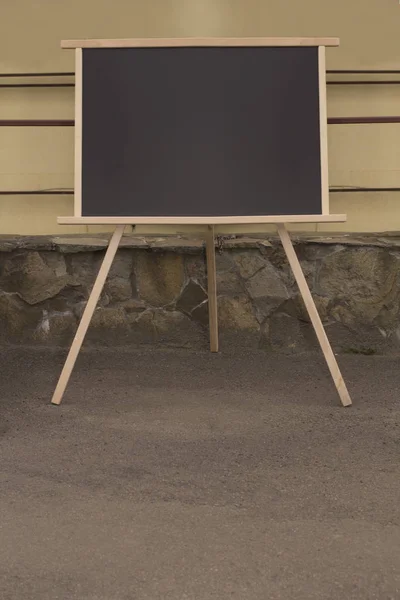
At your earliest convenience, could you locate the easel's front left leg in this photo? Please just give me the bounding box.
[51,225,125,405]
[277,223,352,407]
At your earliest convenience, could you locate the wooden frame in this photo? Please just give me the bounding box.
[59,215,346,225]
[62,37,339,49]
[74,49,83,217]
[318,46,330,215]
[71,36,333,223]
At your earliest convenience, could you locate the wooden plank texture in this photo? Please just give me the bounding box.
[62,37,340,49]
[74,48,83,217]
[318,46,330,215]
[51,226,125,405]
[277,223,352,407]
[58,215,347,225]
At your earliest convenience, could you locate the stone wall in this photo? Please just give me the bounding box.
[1,233,400,354]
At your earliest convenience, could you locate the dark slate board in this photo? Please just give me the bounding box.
[81,46,322,217]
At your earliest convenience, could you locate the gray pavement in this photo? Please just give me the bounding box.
[0,346,399,599]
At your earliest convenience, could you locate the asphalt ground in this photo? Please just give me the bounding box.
[1,346,399,599]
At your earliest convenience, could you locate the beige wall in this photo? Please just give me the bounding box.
[1,0,400,235]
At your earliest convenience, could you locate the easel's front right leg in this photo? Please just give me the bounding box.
[277,223,352,407]
[51,225,125,405]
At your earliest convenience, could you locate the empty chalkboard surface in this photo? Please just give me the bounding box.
[80,45,324,218]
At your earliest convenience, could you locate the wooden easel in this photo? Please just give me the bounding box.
[51,221,351,407]
[52,36,352,407]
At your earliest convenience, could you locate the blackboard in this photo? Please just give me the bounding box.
[81,46,323,217]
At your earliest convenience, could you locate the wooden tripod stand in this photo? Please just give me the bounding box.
[51,224,352,407]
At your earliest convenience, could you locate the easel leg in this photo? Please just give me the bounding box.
[205,225,219,352]
[51,225,125,405]
[277,224,352,407]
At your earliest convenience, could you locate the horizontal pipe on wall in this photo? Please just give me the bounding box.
[0,120,74,126]
[329,116,400,124]
[0,72,74,78]
[1,69,400,77]
[2,117,400,127]
[327,80,400,85]
[0,190,73,195]
[1,71,400,92]
[330,187,400,193]
[327,69,400,74]
[1,188,400,196]
[3,81,400,89]
[0,83,74,88]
